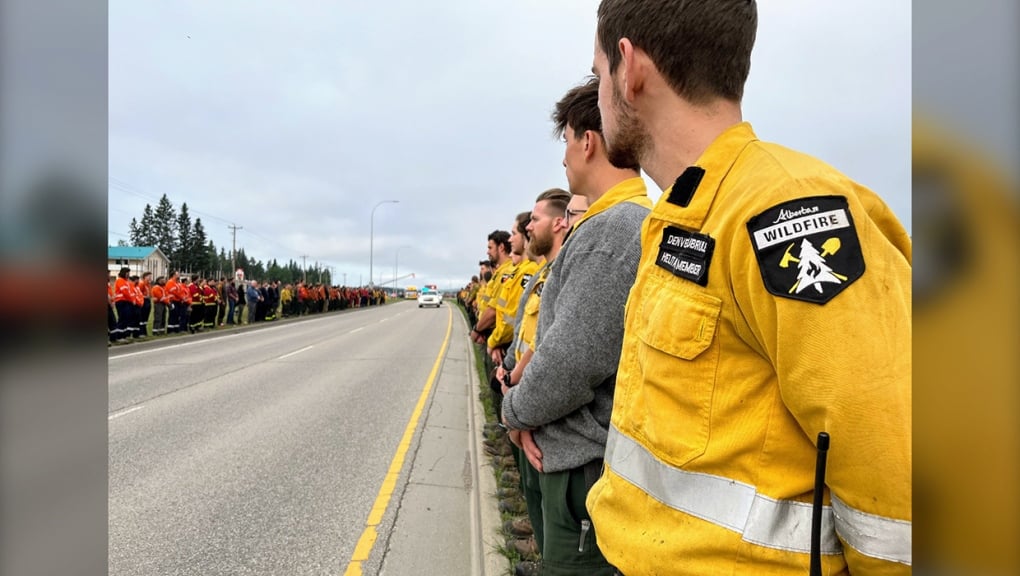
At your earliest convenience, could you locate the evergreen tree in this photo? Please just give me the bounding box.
[236,247,248,278]
[794,238,843,294]
[175,204,193,273]
[206,240,220,278]
[218,248,229,277]
[192,218,210,276]
[245,256,261,280]
[153,194,178,260]
[139,204,158,247]
[128,217,140,245]
[267,258,283,282]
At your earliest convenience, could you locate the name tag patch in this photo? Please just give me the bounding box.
[746,196,865,304]
[655,226,714,286]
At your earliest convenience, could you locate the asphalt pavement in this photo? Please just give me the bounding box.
[108,301,503,576]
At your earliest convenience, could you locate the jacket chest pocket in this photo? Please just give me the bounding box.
[524,292,541,316]
[629,272,722,467]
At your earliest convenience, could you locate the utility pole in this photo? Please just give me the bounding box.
[343,272,347,286]
[369,200,399,288]
[300,254,308,283]
[228,224,242,275]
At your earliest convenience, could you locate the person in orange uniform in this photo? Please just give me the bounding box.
[137,271,152,338]
[151,276,168,336]
[111,267,134,342]
[585,2,912,574]
[165,271,182,334]
[187,276,203,333]
[297,282,310,316]
[128,275,144,339]
[201,278,218,330]
[108,273,118,343]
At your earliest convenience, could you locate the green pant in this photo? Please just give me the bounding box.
[515,444,544,554]
[537,462,615,576]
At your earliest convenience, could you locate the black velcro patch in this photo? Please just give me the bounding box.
[654,226,714,286]
[667,166,705,207]
[746,196,865,304]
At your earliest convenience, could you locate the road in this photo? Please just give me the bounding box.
[108,300,476,576]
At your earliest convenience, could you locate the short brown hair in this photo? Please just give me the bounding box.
[552,77,602,141]
[597,0,757,104]
[535,188,571,216]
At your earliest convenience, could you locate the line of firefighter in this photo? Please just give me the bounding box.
[108,268,234,341]
[108,269,391,343]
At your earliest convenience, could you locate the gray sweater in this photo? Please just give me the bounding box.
[502,197,648,473]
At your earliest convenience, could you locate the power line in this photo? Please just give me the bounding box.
[109,177,233,227]
[109,176,335,273]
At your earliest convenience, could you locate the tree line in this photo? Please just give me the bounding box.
[120,193,333,285]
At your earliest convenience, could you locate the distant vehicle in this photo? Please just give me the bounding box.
[405,285,418,299]
[417,285,441,308]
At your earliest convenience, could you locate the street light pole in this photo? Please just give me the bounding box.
[370,200,399,288]
[394,245,408,293]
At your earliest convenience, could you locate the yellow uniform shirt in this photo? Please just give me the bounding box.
[588,123,912,575]
[488,259,538,349]
[514,262,548,362]
[479,259,511,323]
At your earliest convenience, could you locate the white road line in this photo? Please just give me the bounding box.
[108,406,144,420]
[349,327,364,334]
[108,314,349,360]
[278,345,315,360]
[109,338,205,359]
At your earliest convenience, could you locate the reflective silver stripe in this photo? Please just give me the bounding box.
[605,425,842,554]
[502,312,516,324]
[831,495,911,565]
[515,339,531,357]
[496,298,507,307]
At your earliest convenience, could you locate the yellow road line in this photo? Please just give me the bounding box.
[342,306,453,576]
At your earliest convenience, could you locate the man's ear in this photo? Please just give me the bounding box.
[553,215,568,233]
[583,129,598,162]
[619,37,646,102]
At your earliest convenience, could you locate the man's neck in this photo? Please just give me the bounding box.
[583,166,642,205]
[642,95,743,191]
[546,241,563,263]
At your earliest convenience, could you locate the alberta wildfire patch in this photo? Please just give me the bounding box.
[746,196,864,304]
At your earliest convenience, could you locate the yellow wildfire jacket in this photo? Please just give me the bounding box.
[587,123,912,575]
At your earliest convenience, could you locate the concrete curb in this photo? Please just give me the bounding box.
[462,312,506,576]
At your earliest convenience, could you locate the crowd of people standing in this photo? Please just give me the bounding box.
[454,2,912,574]
[107,267,389,344]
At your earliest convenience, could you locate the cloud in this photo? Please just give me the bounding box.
[109,0,910,289]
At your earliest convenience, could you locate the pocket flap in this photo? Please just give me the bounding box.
[637,281,722,360]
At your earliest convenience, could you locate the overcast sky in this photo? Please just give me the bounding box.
[108,1,911,290]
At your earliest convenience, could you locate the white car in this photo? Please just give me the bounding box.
[417,289,441,308]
